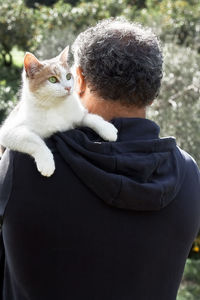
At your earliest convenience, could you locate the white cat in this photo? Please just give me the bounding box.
[0,46,118,177]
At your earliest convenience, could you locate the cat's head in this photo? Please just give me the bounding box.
[23,46,74,105]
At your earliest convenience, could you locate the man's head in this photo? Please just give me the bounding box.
[72,18,163,108]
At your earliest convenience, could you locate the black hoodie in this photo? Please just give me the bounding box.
[0,118,200,300]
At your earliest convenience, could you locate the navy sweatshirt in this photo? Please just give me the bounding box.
[0,118,200,300]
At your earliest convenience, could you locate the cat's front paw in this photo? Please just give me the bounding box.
[99,122,118,142]
[35,150,55,177]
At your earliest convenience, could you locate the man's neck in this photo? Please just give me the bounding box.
[81,93,146,121]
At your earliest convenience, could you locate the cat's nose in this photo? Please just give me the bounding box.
[65,87,71,92]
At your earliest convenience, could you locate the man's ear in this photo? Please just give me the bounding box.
[24,52,43,78]
[76,66,86,97]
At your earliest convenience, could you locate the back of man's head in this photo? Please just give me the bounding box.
[72,18,163,107]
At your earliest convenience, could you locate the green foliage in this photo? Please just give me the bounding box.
[0,0,39,66]
[137,0,200,52]
[0,65,21,122]
[25,0,57,7]
[45,0,129,30]
[35,0,135,59]
[62,0,80,5]
[25,0,80,7]
[189,235,200,260]
[177,259,200,300]
[148,43,200,165]
[184,260,200,283]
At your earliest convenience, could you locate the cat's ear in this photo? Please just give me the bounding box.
[58,46,69,65]
[24,52,43,78]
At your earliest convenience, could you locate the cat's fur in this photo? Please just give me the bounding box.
[0,46,118,177]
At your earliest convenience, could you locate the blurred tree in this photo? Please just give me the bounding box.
[35,0,133,60]
[148,43,200,164]
[25,0,57,7]
[137,0,200,52]
[125,0,146,8]
[63,0,80,5]
[0,0,39,66]
[0,65,21,122]
[177,259,200,298]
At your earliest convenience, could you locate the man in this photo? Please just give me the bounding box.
[0,18,200,300]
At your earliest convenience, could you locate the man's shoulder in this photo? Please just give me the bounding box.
[177,147,200,188]
[178,147,199,170]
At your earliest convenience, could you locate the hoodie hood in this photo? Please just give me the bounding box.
[50,118,186,211]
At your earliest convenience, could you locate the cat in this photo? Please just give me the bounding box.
[0,46,118,177]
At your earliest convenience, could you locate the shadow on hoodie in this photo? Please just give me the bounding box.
[51,118,192,212]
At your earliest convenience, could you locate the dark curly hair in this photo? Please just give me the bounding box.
[72,18,163,107]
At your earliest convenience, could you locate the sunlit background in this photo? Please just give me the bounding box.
[0,0,200,298]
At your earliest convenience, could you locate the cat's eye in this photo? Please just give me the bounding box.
[66,73,72,80]
[48,76,58,83]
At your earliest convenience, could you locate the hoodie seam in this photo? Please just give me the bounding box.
[112,175,123,205]
[160,147,187,209]
[111,144,123,204]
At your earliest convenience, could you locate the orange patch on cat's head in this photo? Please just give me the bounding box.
[28,63,65,92]
[24,52,43,78]
[24,47,70,92]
